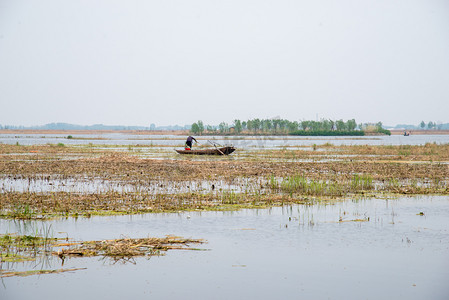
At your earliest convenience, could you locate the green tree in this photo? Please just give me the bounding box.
[191,123,200,134]
[336,120,346,131]
[358,123,364,131]
[234,119,242,133]
[273,119,280,133]
[321,119,332,131]
[346,119,357,131]
[253,118,261,133]
[420,121,426,130]
[288,121,299,133]
[266,119,273,132]
[197,120,204,135]
[301,120,310,131]
[279,119,288,133]
[219,122,229,133]
[262,120,269,133]
[246,120,253,132]
[206,125,216,133]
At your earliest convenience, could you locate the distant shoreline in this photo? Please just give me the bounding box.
[1,129,449,135]
[0,129,189,135]
[389,129,449,135]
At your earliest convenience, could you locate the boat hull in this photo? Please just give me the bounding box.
[175,146,235,155]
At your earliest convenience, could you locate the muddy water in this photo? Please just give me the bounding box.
[1,196,448,300]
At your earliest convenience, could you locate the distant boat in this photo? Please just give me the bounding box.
[404,131,410,136]
[176,146,235,156]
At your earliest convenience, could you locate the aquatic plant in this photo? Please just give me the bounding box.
[351,174,373,190]
[269,175,279,190]
[9,204,36,219]
[0,226,57,264]
[277,175,346,197]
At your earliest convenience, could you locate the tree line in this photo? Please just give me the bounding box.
[191,118,388,135]
[419,121,444,130]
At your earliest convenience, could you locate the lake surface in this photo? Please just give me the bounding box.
[1,132,449,148]
[1,196,448,300]
[1,134,449,299]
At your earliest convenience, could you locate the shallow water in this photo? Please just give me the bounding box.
[0,176,253,194]
[1,196,448,300]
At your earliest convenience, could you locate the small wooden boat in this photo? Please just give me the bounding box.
[176,146,235,155]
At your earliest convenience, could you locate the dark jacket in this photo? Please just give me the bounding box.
[186,136,197,143]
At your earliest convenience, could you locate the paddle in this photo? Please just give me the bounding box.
[207,140,225,155]
[207,140,223,147]
[215,146,225,155]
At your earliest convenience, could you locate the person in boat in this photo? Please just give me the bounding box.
[185,136,198,150]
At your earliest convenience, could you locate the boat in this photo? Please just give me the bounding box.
[175,146,236,155]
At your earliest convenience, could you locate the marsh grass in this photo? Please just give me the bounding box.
[272,175,372,197]
[0,143,448,219]
[0,171,447,220]
[9,204,36,219]
[0,229,58,264]
[351,174,373,190]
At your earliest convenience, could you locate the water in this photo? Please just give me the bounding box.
[1,133,449,299]
[1,196,448,300]
[0,176,247,194]
[1,133,449,148]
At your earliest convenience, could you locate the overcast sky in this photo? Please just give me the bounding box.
[1,0,448,127]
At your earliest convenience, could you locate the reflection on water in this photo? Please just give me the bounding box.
[0,176,252,195]
[1,196,448,300]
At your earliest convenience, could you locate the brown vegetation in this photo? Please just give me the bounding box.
[57,235,204,262]
[0,233,204,277]
[0,143,448,219]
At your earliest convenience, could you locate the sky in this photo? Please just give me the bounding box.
[1,0,449,127]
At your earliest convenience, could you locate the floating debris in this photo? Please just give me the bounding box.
[1,268,87,278]
[56,235,205,262]
[0,233,205,277]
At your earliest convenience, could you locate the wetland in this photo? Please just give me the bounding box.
[1,132,448,299]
